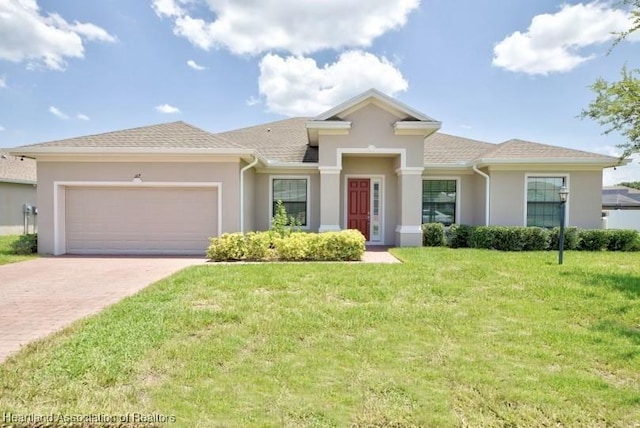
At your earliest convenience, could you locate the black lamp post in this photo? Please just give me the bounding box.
[558,185,569,265]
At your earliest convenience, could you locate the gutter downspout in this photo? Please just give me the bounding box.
[240,155,259,233]
[472,164,490,226]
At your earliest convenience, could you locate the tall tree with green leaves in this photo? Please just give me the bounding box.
[581,0,640,159]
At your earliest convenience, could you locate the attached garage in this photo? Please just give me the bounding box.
[59,184,220,255]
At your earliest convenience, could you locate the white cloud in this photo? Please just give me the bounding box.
[493,2,639,75]
[0,75,6,88]
[0,0,116,70]
[245,96,260,107]
[155,103,181,114]
[186,59,206,70]
[151,0,419,55]
[152,0,186,18]
[49,105,69,119]
[0,125,5,131]
[258,50,408,116]
[77,113,90,120]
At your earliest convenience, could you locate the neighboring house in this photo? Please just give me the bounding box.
[0,149,37,235]
[11,89,620,255]
[602,186,640,210]
[602,185,640,230]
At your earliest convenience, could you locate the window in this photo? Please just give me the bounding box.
[422,180,456,225]
[527,176,566,228]
[272,178,308,226]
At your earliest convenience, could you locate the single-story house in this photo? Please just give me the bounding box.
[11,89,621,255]
[602,185,640,230]
[0,149,37,235]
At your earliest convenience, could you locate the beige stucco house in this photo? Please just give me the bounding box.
[0,149,37,235]
[11,89,619,255]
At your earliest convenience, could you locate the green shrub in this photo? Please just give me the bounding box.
[470,226,522,251]
[244,231,273,260]
[606,229,640,251]
[274,232,315,261]
[422,223,446,247]
[270,200,301,238]
[206,230,366,262]
[447,224,475,248]
[470,226,496,250]
[468,226,549,251]
[549,227,579,251]
[11,233,37,255]
[317,230,366,261]
[577,229,609,251]
[522,227,551,251]
[497,227,526,251]
[206,233,247,261]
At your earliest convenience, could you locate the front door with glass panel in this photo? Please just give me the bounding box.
[347,178,382,243]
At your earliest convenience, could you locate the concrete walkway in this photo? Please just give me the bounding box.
[0,257,205,363]
[362,247,401,263]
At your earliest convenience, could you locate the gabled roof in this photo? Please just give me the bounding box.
[0,149,36,184]
[216,117,318,164]
[17,121,246,151]
[314,88,440,123]
[8,93,622,169]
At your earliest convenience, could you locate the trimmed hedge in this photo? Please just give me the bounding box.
[446,224,475,248]
[577,229,609,251]
[207,230,366,262]
[549,227,579,251]
[422,224,640,252]
[422,223,446,247]
[606,229,640,251]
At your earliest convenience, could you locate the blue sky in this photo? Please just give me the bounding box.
[0,0,639,184]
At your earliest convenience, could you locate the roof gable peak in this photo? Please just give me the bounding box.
[313,88,439,123]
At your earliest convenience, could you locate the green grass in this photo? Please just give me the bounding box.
[1,249,639,427]
[0,235,37,265]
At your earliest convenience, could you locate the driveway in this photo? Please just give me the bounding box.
[0,256,205,363]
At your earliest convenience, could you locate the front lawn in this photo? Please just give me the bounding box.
[0,235,37,266]
[1,249,638,426]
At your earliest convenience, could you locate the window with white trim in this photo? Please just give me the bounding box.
[272,178,308,226]
[422,180,456,225]
[526,176,566,228]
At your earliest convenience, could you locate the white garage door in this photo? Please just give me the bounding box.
[65,186,218,255]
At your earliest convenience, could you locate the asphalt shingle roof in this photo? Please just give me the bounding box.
[603,186,640,207]
[21,121,243,150]
[481,139,614,161]
[0,149,36,183]
[16,119,618,166]
[423,133,496,164]
[216,117,318,163]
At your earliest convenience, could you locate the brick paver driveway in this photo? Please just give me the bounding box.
[0,256,205,363]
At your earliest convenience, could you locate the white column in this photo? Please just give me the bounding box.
[319,167,342,232]
[395,168,424,246]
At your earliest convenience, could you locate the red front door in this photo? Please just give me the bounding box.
[347,178,370,241]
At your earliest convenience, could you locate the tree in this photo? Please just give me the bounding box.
[581,0,640,158]
[618,181,640,189]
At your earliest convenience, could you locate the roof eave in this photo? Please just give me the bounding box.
[262,161,320,169]
[0,178,37,185]
[9,147,255,156]
[475,157,626,167]
[423,162,471,169]
[394,121,442,137]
